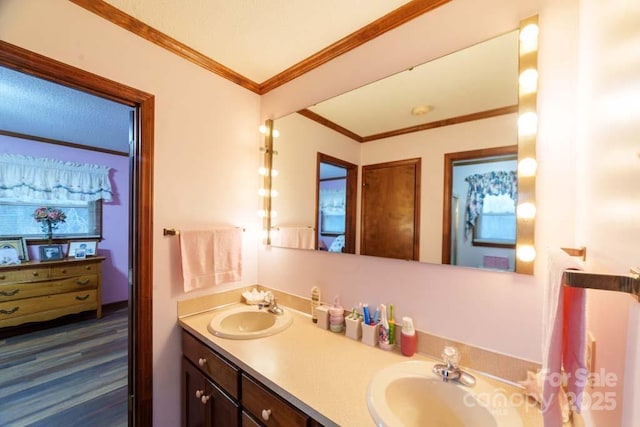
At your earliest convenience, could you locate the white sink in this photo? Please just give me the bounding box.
[207,305,293,339]
[367,361,523,427]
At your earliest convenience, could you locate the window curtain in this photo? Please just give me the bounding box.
[0,154,113,202]
[464,170,517,240]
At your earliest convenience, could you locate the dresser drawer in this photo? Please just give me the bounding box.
[241,374,308,427]
[50,261,101,278]
[0,267,49,284]
[0,289,97,321]
[182,330,239,399]
[0,274,98,302]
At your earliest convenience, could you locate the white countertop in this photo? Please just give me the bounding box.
[179,304,542,426]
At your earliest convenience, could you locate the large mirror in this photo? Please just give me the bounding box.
[269,27,534,272]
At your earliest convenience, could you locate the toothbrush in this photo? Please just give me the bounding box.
[363,304,371,325]
[388,304,396,345]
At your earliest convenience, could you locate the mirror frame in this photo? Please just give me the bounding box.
[264,15,539,275]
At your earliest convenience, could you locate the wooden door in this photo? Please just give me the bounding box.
[361,158,420,260]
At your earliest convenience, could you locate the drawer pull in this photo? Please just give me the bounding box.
[76,279,90,286]
[0,289,19,296]
[261,409,272,421]
[32,272,39,277]
[0,274,5,280]
[200,394,210,404]
[76,294,90,301]
[198,358,207,367]
[61,269,67,274]
[85,266,92,271]
[0,307,19,315]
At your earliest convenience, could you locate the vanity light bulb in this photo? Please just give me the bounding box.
[259,125,268,135]
[517,245,536,263]
[519,24,539,54]
[258,188,268,197]
[518,112,538,137]
[517,203,536,219]
[270,189,278,197]
[272,129,280,138]
[258,167,268,176]
[270,210,278,218]
[518,158,537,176]
[271,169,279,177]
[258,209,267,218]
[519,69,538,95]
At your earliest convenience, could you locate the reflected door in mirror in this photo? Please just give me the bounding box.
[361,158,420,260]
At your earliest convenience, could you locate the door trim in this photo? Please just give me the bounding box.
[0,40,154,425]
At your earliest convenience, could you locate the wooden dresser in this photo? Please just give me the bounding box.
[0,256,105,328]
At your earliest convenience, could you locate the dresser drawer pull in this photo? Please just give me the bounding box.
[0,274,5,280]
[32,272,39,277]
[0,307,19,315]
[0,289,19,296]
[261,409,272,422]
[75,294,90,301]
[85,266,92,271]
[76,279,90,286]
[61,268,67,274]
[198,358,207,367]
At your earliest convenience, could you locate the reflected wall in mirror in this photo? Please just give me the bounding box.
[270,22,537,273]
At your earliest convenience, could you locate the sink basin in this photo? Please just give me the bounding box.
[367,361,523,427]
[207,305,293,339]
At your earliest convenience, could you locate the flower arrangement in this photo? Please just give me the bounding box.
[33,207,67,243]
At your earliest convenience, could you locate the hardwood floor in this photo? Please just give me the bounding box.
[0,306,128,426]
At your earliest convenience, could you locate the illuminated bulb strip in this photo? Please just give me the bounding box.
[518,157,537,176]
[518,112,538,137]
[258,167,279,177]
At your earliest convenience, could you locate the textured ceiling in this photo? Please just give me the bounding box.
[0,66,133,153]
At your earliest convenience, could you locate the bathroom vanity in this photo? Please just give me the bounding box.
[178,296,544,427]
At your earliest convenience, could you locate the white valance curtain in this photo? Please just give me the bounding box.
[0,154,113,202]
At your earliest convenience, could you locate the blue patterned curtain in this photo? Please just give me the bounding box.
[464,171,517,240]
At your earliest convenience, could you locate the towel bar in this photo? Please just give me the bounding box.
[163,227,245,236]
[563,268,640,298]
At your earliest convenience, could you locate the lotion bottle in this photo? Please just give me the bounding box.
[378,304,393,350]
[311,286,321,323]
[400,316,417,357]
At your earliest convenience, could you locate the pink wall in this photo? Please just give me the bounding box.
[0,134,130,304]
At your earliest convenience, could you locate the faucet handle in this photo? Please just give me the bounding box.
[442,346,460,368]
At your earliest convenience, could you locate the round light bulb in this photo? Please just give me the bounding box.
[270,189,278,197]
[270,210,278,218]
[258,188,267,197]
[517,245,536,262]
[272,129,280,138]
[259,125,267,135]
[518,157,538,176]
[258,167,268,176]
[519,24,539,54]
[518,112,538,137]
[517,202,536,219]
[271,169,279,177]
[519,69,538,95]
[258,209,266,218]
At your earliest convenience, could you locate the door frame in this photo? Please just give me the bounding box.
[0,40,154,424]
[441,145,517,265]
[315,153,357,254]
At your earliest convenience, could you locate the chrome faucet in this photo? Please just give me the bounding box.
[259,291,284,315]
[432,346,476,387]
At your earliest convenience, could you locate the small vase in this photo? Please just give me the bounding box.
[46,222,53,245]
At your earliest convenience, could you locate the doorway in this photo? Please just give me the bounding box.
[315,153,357,254]
[0,41,153,424]
[360,158,421,261]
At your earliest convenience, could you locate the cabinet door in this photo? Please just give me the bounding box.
[183,358,207,427]
[208,380,240,427]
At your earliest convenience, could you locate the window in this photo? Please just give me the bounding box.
[472,194,516,247]
[0,200,102,240]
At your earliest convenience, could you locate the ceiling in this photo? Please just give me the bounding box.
[1,0,442,152]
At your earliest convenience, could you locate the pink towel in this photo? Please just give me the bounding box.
[179,228,243,292]
[273,227,315,249]
[542,248,586,425]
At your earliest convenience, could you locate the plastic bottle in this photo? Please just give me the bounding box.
[311,286,321,323]
[400,316,417,357]
[378,304,393,350]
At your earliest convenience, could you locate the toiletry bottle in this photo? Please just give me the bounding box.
[388,304,396,345]
[378,304,392,350]
[400,316,417,356]
[311,286,321,323]
[328,296,344,333]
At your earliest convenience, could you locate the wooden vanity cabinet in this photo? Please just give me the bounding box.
[0,257,104,328]
[181,330,323,427]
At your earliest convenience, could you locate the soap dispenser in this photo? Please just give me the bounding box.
[400,316,417,357]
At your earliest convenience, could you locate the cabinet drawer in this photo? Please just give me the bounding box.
[182,331,239,399]
[0,274,97,302]
[0,289,96,320]
[50,262,100,278]
[0,267,49,284]
[241,374,308,427]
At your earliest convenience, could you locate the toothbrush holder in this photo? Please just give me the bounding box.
[345,316,362,340]
[315,306,329,330]
[361,322,380,347]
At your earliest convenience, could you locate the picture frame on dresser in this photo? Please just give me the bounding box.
[0,237,29,261]
[67,240,98,258]
[39,244,64,261]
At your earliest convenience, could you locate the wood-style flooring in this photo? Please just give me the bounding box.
[0,307,128,427]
